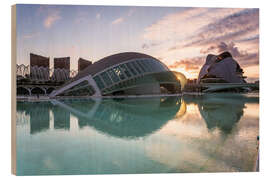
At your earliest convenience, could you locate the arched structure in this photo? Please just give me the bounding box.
[17,87,31,96]
[50,52,184,97]
[31,87,46,95]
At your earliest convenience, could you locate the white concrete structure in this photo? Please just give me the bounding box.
[198,52,246,84]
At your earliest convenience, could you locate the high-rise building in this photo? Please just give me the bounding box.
[52,57,70,82]
[30,53,50,80]
[78,58,92,72]
[54,57,70,70]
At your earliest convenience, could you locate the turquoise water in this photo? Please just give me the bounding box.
[16,93,259,175]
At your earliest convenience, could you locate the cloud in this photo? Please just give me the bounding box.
[200,42,244,56]
[111,17,124,25]
[96,13,101,19]
[237,35,259,43]
[142,8,258,54]
[183,9,259,48]
[200,41,259,67]
[43,10,61,28]
[142,8,245,43]
[23,32,41,39]
[142,7,259,79]
[168,57,204,71]
[111,9,135,25]
[141,42,162,49]
[127,9,135,16]
[142,43,149,49]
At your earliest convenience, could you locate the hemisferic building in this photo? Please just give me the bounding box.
[50,52,184,97]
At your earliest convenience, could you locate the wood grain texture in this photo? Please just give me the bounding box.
[11,4,17,175]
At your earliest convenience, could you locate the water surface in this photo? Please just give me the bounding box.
[16,93,259,175]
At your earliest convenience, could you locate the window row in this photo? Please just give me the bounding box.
[93,58,167,90]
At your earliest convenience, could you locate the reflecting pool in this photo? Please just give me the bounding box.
[16,93,259,175]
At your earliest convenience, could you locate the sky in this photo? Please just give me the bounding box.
[16,4,259,82]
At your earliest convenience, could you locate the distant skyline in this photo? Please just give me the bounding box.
[16,4,259,81]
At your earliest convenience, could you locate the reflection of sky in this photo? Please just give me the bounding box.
[16,95,259,174]
[17,5,259,81]
[148,101,259,172]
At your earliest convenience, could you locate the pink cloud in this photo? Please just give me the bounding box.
[111,17,124,25]
[43,10,61,28]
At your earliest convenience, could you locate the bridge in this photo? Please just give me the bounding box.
[17,84,62,96]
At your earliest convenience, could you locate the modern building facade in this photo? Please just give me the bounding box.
[197,52,246,84]
[30,53,50,81]
[52,57,70,82]
[50,52,182,97]
[78,58,92,72]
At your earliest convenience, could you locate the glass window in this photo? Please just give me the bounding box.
[141,59,151,72]
[113,66,125,80]
[157,60,167,71]
[144,59,154,72]
[120,64,132,78]
[152,60,164,72]
[107,69,120,83]
[136,61,147,72]
[150,60,158,72]
[93,75,105,89]
[126,62,137,76]
[131,61,142,74]
[100,71,113,86]
[158,61,168,71]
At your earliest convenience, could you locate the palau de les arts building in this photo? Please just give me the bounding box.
[198,51,246,84]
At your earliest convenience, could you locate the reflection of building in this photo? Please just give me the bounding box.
[17,101,71,133]
[184,94,259,134]
[50,52,183,97]
[198,52,246,84]
[78,58,92,72]
[17,102,51,134]
[51,106,70,130]
[30,53,50,80]
[52,57,70,82]
[54,96,182,139]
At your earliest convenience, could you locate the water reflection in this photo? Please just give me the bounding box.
[17,102,51,134]
[16,94,259,137]
[51,106,70,130]
[16,94,259,174]
[183,93,259,134]
[17,96,183,138]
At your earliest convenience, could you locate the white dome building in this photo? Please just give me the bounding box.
[197,52,246,84]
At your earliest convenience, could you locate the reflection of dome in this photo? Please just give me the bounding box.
[17,97,183,137]
[51,52,183,97]
[197,52,246,84]
[59,96,182,139]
